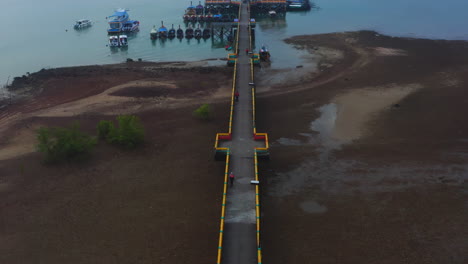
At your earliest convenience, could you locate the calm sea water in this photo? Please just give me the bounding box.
[1,0,468,90]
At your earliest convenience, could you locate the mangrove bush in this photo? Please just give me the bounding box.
[37,123,96,163]
[98,115,145,148]
[193,104,211,120]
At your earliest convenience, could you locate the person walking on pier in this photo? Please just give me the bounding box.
[229,171,235,187]
[245,48,249,55]
[235,90,239,102]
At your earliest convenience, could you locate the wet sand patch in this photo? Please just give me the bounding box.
[331,84,421,142]
[309,83,421,152]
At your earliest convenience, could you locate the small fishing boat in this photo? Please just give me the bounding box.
[195,1,204,15]
[202,28,211,39]
[260,45,271,61]
[185,25,194,38]
[205,12,213,22]
[194,25,202,39]
[268,10,277,18]
[122,20,140,32]
[184,2,197,21]
[176,25,184,38]
[109,36,120,47]
[213,13,222,22]
[168,24,176,39]
[150,25,158,39]
[119,35,128,46]
[74,19,92,29]
[158,21,168,38]
[107,8,130,33]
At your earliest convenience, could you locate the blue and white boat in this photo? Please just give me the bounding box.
[108,9,129,33]
[157,21,168,38]
[107,9,139,33]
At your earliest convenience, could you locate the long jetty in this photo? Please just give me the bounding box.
[213,1,271,264]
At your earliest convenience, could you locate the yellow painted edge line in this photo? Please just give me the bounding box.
[216,151,230,264]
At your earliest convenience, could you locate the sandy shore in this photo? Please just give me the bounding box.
[1,31,467,263]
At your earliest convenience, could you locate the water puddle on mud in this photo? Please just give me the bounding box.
[276,103,343,152]
[310,103,343,150]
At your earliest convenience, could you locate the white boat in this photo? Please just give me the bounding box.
[74,19,92,29]
[119,35,128,46]
[109,36,120,47]
[150,25,158,39]
[268,10,277,17]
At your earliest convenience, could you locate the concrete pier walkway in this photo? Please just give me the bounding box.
[219,2,260,264]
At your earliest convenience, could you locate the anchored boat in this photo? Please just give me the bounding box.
[109,36,119,47]
[213,13,222,22]
[176,25,184,38]
[109,35,128,47]
[150,25,158,39]
[119,35,128,47]
[195,1,204,21]
[195,1,204,15]
[205,12,213,22]
[122,20,140,32]
[185,25,194,38]
[107,9,140,33]
[158,21,168,38]
[74,19,92,29]
[168,24,176,39]
[202,28,211,39]
[194,25,202,39]
[183,2,197,21]
[107,9,129,33]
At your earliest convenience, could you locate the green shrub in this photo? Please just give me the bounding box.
[106,115,145,148]
[193,104,211,120]
[37,123,96,163]
[97,120,114,139]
